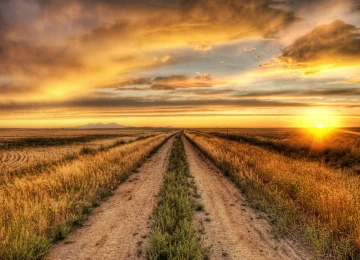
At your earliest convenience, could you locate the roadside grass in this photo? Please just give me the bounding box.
[185,131,360,259]
[0,133,174,260]
[210,130,360,174]
[147,134,209,260]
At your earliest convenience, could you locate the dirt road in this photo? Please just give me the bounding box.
[46,137,174,260]
[183,136,309,260]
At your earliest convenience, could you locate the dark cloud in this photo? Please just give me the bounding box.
[0,11,7,40]
[330,78,360,84]
[283,0,359,16]
[171,89,234,96]
[35,0,175,11]
[277,20,360,73]
[0,41,83,77]
[235,88,360,98]
[179,0,298,38]
[106,74,224,90]
[153,75,188,83]
[80,0,298,45]
[0,82,38,95]
[106,78,152,88]
[0,96,317,112]
[81,22,131,43]
[195,74,212,80]
[64,97,316,108]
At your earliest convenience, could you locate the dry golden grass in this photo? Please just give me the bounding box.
[185,131,360,259]
[0,136,137,177]
[206,128,360,173]
[0,133,172,259]
[0,128,166,139]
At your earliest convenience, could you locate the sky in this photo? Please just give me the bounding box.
[0,0,360,128]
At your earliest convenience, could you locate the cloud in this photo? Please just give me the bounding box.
[194,43,212,51]
[171,89,234,96]
[0,82,39,96]
[106,78,152,88]
[179,0,298,39]
[329,78,360,84]
[78,0,298,47]
[1,0,359,125]
[344,79,360,84]
[161,55,171,63]
[235,88,360,98]
[0,0,298,101]
[0,41,83,77]
[195,74,212,80]
[106,74,225,90]
[0,96,318,112]
[276,20,360,74]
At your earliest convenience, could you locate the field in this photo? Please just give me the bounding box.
[0,129,165,180]
[186,128,360,259]
[0,128,174,259]
[203,128,360,173]
[1,127,360,259]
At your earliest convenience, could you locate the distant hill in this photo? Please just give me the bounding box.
[75,123,129,129]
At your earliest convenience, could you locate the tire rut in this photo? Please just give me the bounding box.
[46,136,174,260]
[183,136,309,260]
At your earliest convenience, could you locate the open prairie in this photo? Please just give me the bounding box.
[0,128,166,179]
[3,127,360,260]
[186,128,360,259]
[0,128,175,259]
[202,128,360,173]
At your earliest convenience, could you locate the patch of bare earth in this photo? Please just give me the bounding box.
[46,137,174,260]
[183,136,310,260]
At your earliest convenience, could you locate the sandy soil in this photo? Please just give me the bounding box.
[183,136,310,260]
[46,136,174,260]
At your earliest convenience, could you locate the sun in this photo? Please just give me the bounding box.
[298,111,342,129]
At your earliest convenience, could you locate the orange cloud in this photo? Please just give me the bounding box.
[194,43,212,51]
[0,0,298,101]
[1,0,359,127]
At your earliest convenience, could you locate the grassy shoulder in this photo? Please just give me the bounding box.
[146,134,209,260]
[0,133,175,260]
[185,131,360,260]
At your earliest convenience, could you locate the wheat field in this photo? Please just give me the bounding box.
[0,131,173,259]
[185,130,360,259]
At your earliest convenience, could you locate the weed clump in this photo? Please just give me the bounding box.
[79,147,96,155]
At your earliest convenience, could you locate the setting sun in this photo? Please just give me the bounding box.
[298,112,342,129]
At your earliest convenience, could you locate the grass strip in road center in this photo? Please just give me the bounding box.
[146,134,209,260]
